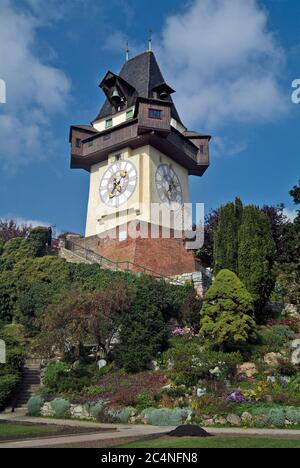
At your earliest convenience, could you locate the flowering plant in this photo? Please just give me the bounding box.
[172,327,194,337]
[227,391,247,403]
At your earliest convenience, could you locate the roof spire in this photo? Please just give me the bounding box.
[148,30,152,52]
[125,40,129,61]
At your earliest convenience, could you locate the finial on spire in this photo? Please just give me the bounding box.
[125,40,129,61]
[148,30,152,52]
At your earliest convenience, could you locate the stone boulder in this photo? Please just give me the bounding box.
[241,412,253,424]
[97,359,107,370]
[226,414,242,426]
[264,352,282,367]
[41,402,54,417]
[283,304,299,318]
[291,339,300,350]
[291,348,300,365]
[237,362,258,378]
[70,404,90,420]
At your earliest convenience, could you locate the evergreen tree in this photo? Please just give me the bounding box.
[196,208,219,268]
[200,269,256,350]
[213,198,243,274]
[114,305,169,373]
[238,205,276,320]
[290,180,300,223]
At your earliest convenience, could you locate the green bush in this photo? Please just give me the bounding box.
[257,325,293,353]
[51,398,70,418]
[114,305,169,373]
[200,269,256,350]
[268,409,286,427]
[90,401,105,419]
[115,406,136,423]
[163,340,241,386]
[27,396,44,416]
[0,324,25,409]
[144,408,191,426]
[135,391,157,412]
[0,374,20,409]
[286,408,300,425]
[43,362,71,394]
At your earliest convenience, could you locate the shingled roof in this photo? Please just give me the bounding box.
[93,51,184,125]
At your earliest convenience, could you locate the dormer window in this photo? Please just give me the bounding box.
[126,109,134,120]
[148,108,162,120]
[105,118,112,129]
[152,83,175,101]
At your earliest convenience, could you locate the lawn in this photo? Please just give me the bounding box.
[0,423,59,439]
[118,436,300,449]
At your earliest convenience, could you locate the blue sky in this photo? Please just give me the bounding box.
[0,0,299,235]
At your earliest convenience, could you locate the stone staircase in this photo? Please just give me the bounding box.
[13,359,42,410]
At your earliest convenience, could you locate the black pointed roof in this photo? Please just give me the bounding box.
[93,51,184,125]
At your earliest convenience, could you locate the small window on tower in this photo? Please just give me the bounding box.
[105,118,113,129]
[75,138,81,148]
[200,145,205,154]
[148,108,162,120]
[126,109,134,120]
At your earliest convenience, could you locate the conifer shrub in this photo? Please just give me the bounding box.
[51,398,70,418]
[200,269,256,350]
[143,408,191,426]
[27,396,44,416]
[90,401,105,419]
[285,408,300,425]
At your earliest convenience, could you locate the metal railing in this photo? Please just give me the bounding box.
[63,239,182,284]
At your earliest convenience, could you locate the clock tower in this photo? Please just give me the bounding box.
[69,50,211,276]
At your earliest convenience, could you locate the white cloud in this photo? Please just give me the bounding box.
[14,217,51,228]
[283,208,298,222]
[0,0,71,169]
[156,0,287,131]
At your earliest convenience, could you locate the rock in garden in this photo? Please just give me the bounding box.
[264,353,282,366]
[283,304,299,317]
[241,412,253,423]
[291,339,300,349]
[291,348,300,365]
[168,425,212,437]
[214,416,227,425]
[196,387,206,397]
[237,362,258,378]
[97,359,107,370]
[226,414,242,426]
[41,402,54,417]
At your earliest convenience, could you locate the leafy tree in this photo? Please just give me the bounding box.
[200,269,256,350]
[238,205,276,320]
[290,180,300,209]
[275,181,300,306]
[0,324,26,409]
[114,305,169,373]
[36,280,132,359]
[0,219,31,243]
[214,198,243,274]
[261,204,287,256]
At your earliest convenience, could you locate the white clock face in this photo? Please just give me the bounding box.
[155,164,183,209]
[100,160,137,208]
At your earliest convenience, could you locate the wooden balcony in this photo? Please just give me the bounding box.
[70,118,209,176]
